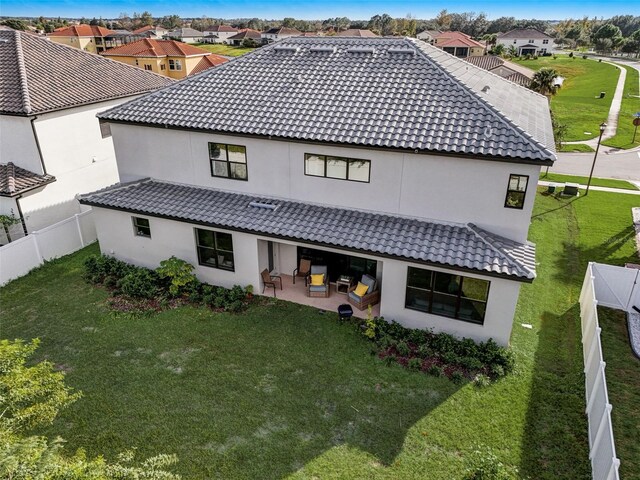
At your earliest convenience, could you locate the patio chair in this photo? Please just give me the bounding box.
[261,269,282,297]
[348,274,380,310]
[306,265,330,297]
[293,258,312,285]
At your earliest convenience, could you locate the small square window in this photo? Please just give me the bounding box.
[132,217,151,238]
[209,143,248,180]
[144,64,152,71]
[505,174,529,209]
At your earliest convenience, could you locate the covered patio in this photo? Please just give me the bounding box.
[263,273,381,319]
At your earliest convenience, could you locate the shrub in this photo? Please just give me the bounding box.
[569,51,574,58]
[463,446,520,480]
[450,371,466,384]
[383,354,397,366]
[490,364,505,378]
[407,357,422,371]
[156,256,196,297]
[473,374,492,388]
[459,356,484,371]
[552,54,557,59]
[427,365,443,377]
[417,344,433,358]
[83,255,134,285]
[582,54,588,59]
[396,341,410,357]
[119,268,159,299]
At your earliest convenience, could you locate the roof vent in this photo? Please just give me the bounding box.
[481,85,490,93]
[388,48,415,55]
[273,46,299,53]
[347,47,375,54]
[310,46,336,53]
[249,201,278,211]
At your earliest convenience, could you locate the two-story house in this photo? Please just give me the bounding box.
[0,29,173,236]
[202,25,239,44]
[82,37,556,346]
[164,27,204,44]
[496,28,554,56]
[101,39,227,79]
[48,24,115,53]
[261,27,303,43]
[433,31,486,57]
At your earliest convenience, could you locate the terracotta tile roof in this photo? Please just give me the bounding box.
[228,29,262,40]
[436,31,485,48]
[189,54,229,75]
[102,39,210,58]
[0,163,55,197]
[0,29,174,115]
[48,24,115,37]
[336,29,378,37]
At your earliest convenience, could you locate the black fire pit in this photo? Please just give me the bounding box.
[338,304,353,321]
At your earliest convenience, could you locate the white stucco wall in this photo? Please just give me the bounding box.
[2,96,144,231]
[497,37,552,52]
[91,206,520,345]
[110,124,541,243]
[0,115,42,173]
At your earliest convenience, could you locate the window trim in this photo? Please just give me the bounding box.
[208,142,248,181]
[304,153,371,183]
[404,266,490,325]
[132,216,151,238]
[168,59,183,71]
[504,174,529,210]
[194,228,235,272]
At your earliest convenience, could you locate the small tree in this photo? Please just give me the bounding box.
[530,68,559,97]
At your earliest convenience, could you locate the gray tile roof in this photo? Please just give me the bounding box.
[98,37,555,164]
[498,28,552,40]
[78,179,536,281]
[0,29,174,116]
[0,162,55,197]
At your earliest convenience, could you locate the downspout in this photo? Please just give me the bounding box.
[14,195,28,236]
[29,115,47,175]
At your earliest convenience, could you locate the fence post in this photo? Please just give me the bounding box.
[31,231,43,264]
[75,213,85,248]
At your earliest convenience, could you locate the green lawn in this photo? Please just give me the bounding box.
[514,57,620,141]
[2,189,639,478]
[603,65,640,150]
[192,43,257,57]
[559,143,595,153]
[539,172,639,190]
[598,307,640,480]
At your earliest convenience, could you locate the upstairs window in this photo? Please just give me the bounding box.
[160,64,166,70]
[304,154,370,183]
[132,217,151,238]
[168,59,182,71]
[528,39,535,43]
[542,39,549,44]
[209,143,248,180]
[144,64,152,71]
[505,174,529,209]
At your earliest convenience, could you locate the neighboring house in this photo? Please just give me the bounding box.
[164,27,204,44]
[261,27,302,43]
[101,39,227,79]
[47,24,115,53]
[463,55,535,87]
[227,29,262,46]
[83,37,556,346]
[202,25,239,44]
[433,31,486,57]
[496,28,554,56]
[336,29,378,37]
[132,25,169,39]
[416,29,441,43]
[103,29,146,49]
[0,29,173,235]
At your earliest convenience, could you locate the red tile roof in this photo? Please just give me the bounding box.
[132,25,156,34]
[190,54,228,75]
[48,24,115,37]
[102,39,211,58]
[436,31,485,49]
[228,29,262,41]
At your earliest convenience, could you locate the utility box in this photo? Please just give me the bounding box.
[563,183,579,196]
[599,92,606,99]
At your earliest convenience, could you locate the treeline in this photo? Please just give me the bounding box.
[2,11,639,54]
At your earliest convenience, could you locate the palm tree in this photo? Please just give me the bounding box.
[530,68,559,97]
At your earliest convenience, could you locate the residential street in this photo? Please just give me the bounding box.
[552,150,640,181]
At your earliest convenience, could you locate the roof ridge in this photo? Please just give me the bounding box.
[13,30,33,115]
[408,38,555,160]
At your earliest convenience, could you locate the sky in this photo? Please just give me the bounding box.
[1,0,636,20]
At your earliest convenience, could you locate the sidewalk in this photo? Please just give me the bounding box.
[538,180,640,195]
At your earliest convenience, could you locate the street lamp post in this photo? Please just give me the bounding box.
[585,122,607,196]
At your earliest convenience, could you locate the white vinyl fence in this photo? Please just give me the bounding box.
[0,210,96,286]
[579,263,628,480]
